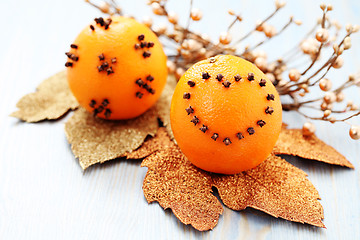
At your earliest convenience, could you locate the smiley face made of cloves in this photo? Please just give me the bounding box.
[170,55,282,174]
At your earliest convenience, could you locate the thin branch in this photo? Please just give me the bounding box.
[241,17,293,55]
[233,6,283,45]
[227,15,242,32]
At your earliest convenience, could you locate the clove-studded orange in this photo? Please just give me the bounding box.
[170,55,282,174]
[66,16,167,120]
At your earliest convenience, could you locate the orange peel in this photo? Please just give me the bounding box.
[66,16,167,120]
[170,55,282,174]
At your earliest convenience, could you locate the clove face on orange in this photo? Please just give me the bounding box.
[66,16,167,120]
[170,55,282,174]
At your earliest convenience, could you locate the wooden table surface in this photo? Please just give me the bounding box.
[1,0,359,239]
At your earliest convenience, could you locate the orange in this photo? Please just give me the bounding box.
[170,55,282,174]
[66,16,167,120]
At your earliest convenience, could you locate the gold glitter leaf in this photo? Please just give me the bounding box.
[274,128,354,168]
[125,127,172,160]
[141,132,325,230]
[141,139,224,231]
[65,107,158,170]
[212,155,325,228]
[65,78,175,170]
[11,71,78,122]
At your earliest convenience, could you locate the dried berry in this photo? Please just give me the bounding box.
[223,138,232,145]
[259,79,266,87]
[143,51,151,58]
[267,94,275,101]
[136,92,144,99]
[187,80,196,87]
[98,53,105,61]
[234,74,242,82]
[257,120,266,127]
[183,93,191,99]
[102,99,109,107]
[191,116,200,125]
[202,72,211,79]
[211,133,219,141]
[146,75,154,81]
[247,73,255,81]
[265,106,274,115]
[136,79,144,86]
[236,132,244,139]
[216,74,224,82]
[138,34,145,41]
[222,80,231,88]
[89,99,96,108]
[247,127,255,135]
[200,125,208,133]
[185,106,194,115]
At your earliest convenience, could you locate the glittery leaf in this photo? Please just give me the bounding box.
[11,71,78,122]
[141,139,224,231]
[65,107,158,170]
[212,155,325,228]
[125,127,172,160]
[141,132,325,230]
[274,127,354,168]
[65,78,175,170]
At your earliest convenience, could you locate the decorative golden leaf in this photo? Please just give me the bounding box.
[212,155,325,228]
[11,71,333,229]
[11,71,78,122]
[125,127,172,160]
[65,79,174,170]
[141,132,325,230]
[11,69,175,169]
[274,127,354,168]
[65,107,158,170]
[141,140,224,231]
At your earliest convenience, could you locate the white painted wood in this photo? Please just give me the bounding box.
[0,0,359,239]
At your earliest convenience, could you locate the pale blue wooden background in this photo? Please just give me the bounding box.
[0,0,359,239]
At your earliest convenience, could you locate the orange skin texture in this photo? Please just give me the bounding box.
[170,55,282,174]
[67,16,167,120]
